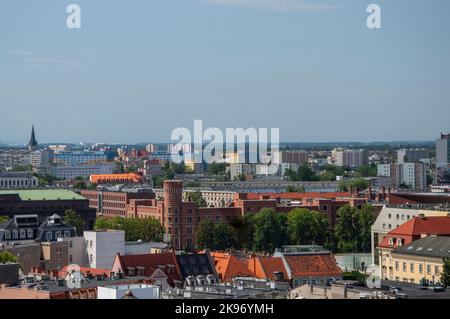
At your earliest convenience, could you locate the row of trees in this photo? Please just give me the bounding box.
[196,205,376,253]
[285,163,377,183]
[94,216,165,242]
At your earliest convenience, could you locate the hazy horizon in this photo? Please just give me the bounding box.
[1,0,449,144]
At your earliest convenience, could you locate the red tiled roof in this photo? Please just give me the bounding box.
[116,251,181,285]
[257,256,288,281]
[284,253,342,278]
[58,266,111,279]
[210,252,289,282]
[211,252,254,282]
[378,216,450,249]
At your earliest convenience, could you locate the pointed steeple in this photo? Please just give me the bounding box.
[28,124,38,151]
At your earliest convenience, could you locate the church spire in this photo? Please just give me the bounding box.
[28,124,38,151]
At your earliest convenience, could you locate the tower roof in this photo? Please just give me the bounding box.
[28,125,38,150]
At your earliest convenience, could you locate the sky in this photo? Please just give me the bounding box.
[0,0,449,144]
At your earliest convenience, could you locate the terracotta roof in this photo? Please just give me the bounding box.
[257,256,288,281]
[284,253,342,278]
[378,216,450,249]
[115,251,181,285]
[210,251,289,282]
[58,266,111,278]
[211,252,255,282]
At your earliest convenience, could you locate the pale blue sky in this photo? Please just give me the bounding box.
[0,0,449,144]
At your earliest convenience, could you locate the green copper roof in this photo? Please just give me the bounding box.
[0,189,85,201]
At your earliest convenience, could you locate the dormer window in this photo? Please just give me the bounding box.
[19,229,26,239]
[389,238,394,245]
[396,238,403,246]
[12,230,18,239]
[5,230,11,240]
[27,229,33,238]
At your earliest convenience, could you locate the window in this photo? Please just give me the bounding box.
[187,217,192,223]
[389,238,394,245]
[19,229,26,239]
[395,262,399,271]
[12,230,18,239]
[419,264,423,274]
[402,263,407,272]
[435,266,440,275]
[27,229,33,238]
[89,254,93,263]
[410,263,414,273]
[46,231,53,241]
[89,240,93,247]
[55,231,62,239]
[427,265,431,274]
[4,230,11,240]
[186,227,193,235]
[64,231,71,238]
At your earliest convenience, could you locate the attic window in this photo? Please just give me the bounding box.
[416,247,423,251]
[407,246,414,250]
[389,238,394,245]
[427,248,433,252]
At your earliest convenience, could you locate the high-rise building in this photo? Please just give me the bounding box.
[281,150,308,165]
[436,133,450,184]
[377,162,428,191]
[397,149,431,164]
[333,148,367,168]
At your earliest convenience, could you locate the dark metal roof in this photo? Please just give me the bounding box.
[393,236,450,259]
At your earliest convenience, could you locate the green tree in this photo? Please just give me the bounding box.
[0,216,9,224]
[190,190,207,207]
[319,171,336,181]
[94,216,164,242]
[207,162,228,175]
[334,206,359,252]
[441,257,450,288]
[252,208,286,252]
[63,209,86,236]
[186,181,201,188]
[297,164,319,181]
[0,251,17,263]
[287,208,330,246]
[356,164,377,177]
[338,181,349,192]
[348,178,368,192]
[357,205,377,252]
[196,219,216,250]
[213,223,237,250]
[73,181,86,190]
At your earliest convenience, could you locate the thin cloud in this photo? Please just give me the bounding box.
[203,0,340,11]
[8,50,33,56]
[23,58,82,68]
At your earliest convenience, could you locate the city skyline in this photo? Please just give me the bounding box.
[1,0,450,143]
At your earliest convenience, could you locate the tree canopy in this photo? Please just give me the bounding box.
[63,209,86,236]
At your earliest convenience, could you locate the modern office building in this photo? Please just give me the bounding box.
[84,230,125,269]
[436,133,450,184]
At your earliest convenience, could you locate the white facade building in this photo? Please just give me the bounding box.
[97,284,160,299]
[333,149,366,168]
[370,206,450,265]
[0,172,39,189]
[84,230,125,269]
